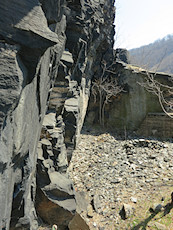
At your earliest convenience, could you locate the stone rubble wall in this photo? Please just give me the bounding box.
[137,113,173,138]
[86,60,173,138]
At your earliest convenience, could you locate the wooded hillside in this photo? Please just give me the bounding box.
[129,34,173,74]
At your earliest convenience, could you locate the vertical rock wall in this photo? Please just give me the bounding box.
[0,1,66,229]
[0,0,115,229]
[36,0,116,228]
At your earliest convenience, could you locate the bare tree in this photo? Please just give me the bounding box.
[92,61,122,127]
[139,72,173,118]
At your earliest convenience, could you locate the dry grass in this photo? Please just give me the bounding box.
[116,185,173,230]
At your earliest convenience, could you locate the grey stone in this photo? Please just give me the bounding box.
[75,191,90,214]
[150,203,163,213]
[93,194,102,213]
[130,197,137,203]
[42,113,56,128]
[61,51,74,65]
[112,178,123,183]
[87,204,94,217]
[40,139,52,146]
[120,204,135,219]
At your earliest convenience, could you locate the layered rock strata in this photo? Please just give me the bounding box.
[0,0,115,229]
[36,0,115,227]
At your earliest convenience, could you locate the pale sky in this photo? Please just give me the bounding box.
[114,0,173,50]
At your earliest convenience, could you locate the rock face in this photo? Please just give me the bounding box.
[0,0,115,229]
[36,0,115,227]
[0,1,65,229]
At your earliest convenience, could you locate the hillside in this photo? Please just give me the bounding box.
[129,34,173,74]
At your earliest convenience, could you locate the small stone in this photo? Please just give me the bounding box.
[110,215,114,219]
[139,138,145,142]
[111,178,122,183]
[112,161,118,166]
[99,227,105,230]
[164,156,169,162]
[93,194,102,213]
[130,197,137,203]
[40,138,52,146]
[115,197,122,202]
[102,206,109,215]
[162,178,169,182]
[93,222,97,227]
[158,163,164,169]
[87,204,94,217]
[154,222,167,229]
[119,204,135,219]
[150,204,163,213]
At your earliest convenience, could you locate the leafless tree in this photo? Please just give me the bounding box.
[139,72,173,118]
[92,61,122,126]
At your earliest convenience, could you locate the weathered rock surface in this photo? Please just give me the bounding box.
[36,0,115,228]
[0,0,115,229]
[0,1,66,229]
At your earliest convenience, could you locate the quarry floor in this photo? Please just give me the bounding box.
[68,128,173,230]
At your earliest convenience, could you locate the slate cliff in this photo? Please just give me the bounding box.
[0,0,115,229]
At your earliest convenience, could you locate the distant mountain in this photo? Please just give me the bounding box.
[129,34,173,74]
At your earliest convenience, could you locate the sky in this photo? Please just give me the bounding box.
[114,0,173,50]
